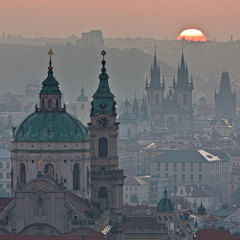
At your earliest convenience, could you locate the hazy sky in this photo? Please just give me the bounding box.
[1,0,239,41]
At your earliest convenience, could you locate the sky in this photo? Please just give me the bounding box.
[0,0,240,41]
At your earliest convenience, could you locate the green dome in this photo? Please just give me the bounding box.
[12,111,89,142]
[157,190,174,212]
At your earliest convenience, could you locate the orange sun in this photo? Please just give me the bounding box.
[177,29,207,42]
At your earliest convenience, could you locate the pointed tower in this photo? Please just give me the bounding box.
[88,50,124,240]
[76,84,89,125]
[145,46,164,116]
[215,71,236,124]
[132,95,139,118]
[173,48,193,111]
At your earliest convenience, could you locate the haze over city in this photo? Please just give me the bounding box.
[1,0,240,41]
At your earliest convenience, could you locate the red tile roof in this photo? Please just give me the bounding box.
[124,176,148,186]
[125,216,166,230]
[194,229,240,240]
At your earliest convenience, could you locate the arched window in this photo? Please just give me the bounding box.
[73,164,80,190]
[20,164,26,186]
[0,172,3,179]
[0,162,2,168]
[183,93,187,105]
[156,94,159,105]
[48,99,52,109]
[98,187,108,198]
[42,99,44,108]
[6,172,10,179]
[56,99,58,108]
[6,162,10,168]
[98,137,108,158]
[81,104,84,110]
[44,164,54,179]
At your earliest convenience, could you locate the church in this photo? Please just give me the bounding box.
[145,47,194,134]
[0,50,124,240]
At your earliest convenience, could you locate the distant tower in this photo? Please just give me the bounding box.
[173,48,193,111]
[145,46,165,115]
[214,71,236,124]
[76,85,89,125]
[132,95,139,118]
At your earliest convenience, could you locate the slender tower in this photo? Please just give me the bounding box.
[88,50,124,240]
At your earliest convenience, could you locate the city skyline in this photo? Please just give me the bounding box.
[1,0,240,41]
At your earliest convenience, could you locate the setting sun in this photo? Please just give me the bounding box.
[177,29,207,42]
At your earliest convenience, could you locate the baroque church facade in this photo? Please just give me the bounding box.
[145,48,194,133]
[0,50,124,240]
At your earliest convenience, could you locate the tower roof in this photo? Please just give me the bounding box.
[91,50,116,116]
[197,199,206,215]
[219,71,232,95]
[40,49,61,95]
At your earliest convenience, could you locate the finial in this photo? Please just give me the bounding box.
[154,44,156,55]
[48,48,54,70]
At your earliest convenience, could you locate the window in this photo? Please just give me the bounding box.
[44,164,54,179]
[157,163,160,172]
[165,173,168,178]
[156,94,160,105]
[0,162,2,168]
[130,187,132,191]
[180,189,183,195]
[6,184,10,189]
[0,184,2,188]
[32,160,34,163]
[174,163,177,171]
[0,172,2,179]
[20,164,26,186]
[182,163,185,171]
[98,187,108,198]
[190,174,193,183]
[73,164,80,190]
[190,163,193,171]
[199,175,202,183]
[81,103,84,110]
[48,99,52,109]
[199,163,202,172]
[42,99,44,108]
[6,172,10,179]
[174,174,177,183]
[125,194,128,198]
[6,162,10,168]
[125,187,128,191]
[182,174,185,183]
[165,163,168,172]
[98,138,108,158]
[155,182,158,186]
[183,93,187,104]
[56,99,58,108]
[135,187,137,191]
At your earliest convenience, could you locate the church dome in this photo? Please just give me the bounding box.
[12,111,89,142]
[157,190,174,212]
[12,49,89,143]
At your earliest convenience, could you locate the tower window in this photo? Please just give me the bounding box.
[56,99,58,108]
[156,94,159,105]
[98,137,108,158]
[42,99,44,108]
[81,104,84,110]
[20,163,26,186]
[73,164,80,190]
[48,99,52,109]
[98,187,108,198]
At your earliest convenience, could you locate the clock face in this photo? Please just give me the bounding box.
[97,116,109,129]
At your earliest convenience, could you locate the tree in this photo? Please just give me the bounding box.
[231,186,240,205]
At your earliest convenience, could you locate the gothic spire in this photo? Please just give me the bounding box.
[219,71,231,95]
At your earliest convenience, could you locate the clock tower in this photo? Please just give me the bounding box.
[88,51,124,240]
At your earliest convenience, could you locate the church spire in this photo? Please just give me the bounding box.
[91,50,116,116]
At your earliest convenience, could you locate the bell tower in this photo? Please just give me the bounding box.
[88,50,124,240]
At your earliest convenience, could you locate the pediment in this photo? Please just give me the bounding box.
[18,178,64,193]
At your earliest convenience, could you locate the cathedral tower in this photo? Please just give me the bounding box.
[88,51,124,240]
[215,71,236,124]
[145,46,165,115]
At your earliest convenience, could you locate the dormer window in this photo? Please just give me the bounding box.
[48,99,52,109]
